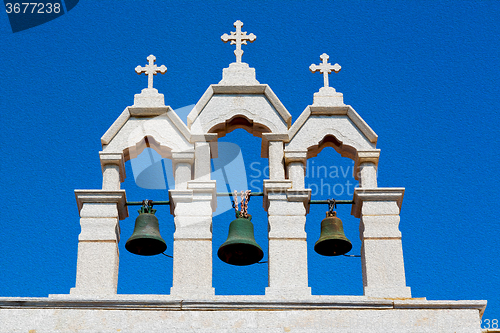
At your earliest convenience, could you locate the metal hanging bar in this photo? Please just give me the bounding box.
[216,192,264,197]
[126,193,353,206]
[126,200,170,206]
[309,199,353,204]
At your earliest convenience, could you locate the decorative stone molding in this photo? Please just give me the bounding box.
[5,296,487,316]
[351,187,404,218]
[189,133,218,143]
[100,107,130,146]
[75,190,128,221]
[128,105,169,116]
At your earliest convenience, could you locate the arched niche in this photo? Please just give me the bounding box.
[287,117,376,157]
[117,147,175,296]
[207,114,272,159]
[210,128,269,296]
[99,107,194,190]
[103,112,193,157]
[304,146,362,296]
[188,85,291,136]
[123,135,173,162]
[285,105,379,188]
[305,133,358,161]
[209,114,272,139]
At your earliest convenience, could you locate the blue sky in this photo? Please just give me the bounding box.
[0,0,498,324]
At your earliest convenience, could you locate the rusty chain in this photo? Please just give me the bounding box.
[232,190,252,218]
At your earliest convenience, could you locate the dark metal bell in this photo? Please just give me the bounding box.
[314,211,352,256]
[217,213,264,266]
[125,207,167,256]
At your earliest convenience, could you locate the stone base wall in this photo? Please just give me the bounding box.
[0,296,485,333]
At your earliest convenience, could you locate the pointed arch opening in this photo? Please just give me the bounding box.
[306,134,357,161]
[208,115,273,158]
[117,136,178,295]
[123,135,174,162]
[304,146,362,296]
[210,128,269,295]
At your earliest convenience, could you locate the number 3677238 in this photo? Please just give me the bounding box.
[5,3,61,14]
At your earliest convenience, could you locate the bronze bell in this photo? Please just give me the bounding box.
[314,211,352,256]
[125,206,167,256]
[217,213,264,266]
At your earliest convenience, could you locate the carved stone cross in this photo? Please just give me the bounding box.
[309,53,341,88]
[221,20,256,63]
[135,55,167,89]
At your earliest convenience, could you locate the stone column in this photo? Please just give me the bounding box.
[264,179,311,297]
[169,135,217,298]
[71,190,127,296]
[352,188,412,298]
[194,140,213,181]
[355,150,380,188]
[99,152,125,190]
[263,151,311,297]
[285,151,308,190]
[263,134,287,180]
[171,152,194,190]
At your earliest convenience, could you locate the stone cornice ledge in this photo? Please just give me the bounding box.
[99,151,126,182]
[0,296,486,314]
[168,189,193,215]
[393,299,487,317]
[188,180,217,211]
[101,107,130,146]
[74,190,128,220]
[351,187,405,218]
[263,180,293,192]
[287,189,312,213]
[263,180,293,211]
[128,106,170,117]
[212,84,267,94]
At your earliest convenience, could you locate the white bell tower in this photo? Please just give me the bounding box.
[0,20,487,333]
